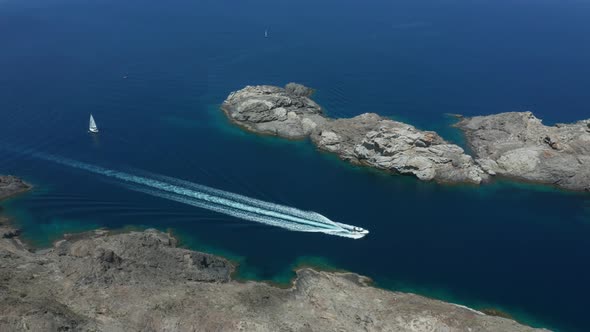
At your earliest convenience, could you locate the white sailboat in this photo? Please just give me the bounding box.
[89,114,99,133]
[264,29,268,38]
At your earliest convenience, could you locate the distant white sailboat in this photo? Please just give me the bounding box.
[264,29,268,38]
[89,114,99,133]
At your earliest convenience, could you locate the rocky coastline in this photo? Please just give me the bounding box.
[456,112,590,191]
[222,84,487,184]
[0,175,31,201]
[222,83,590,191]
[0,175,546,331]
[310,113,487,184]
[0,176,31,239]
[0,227,545,331]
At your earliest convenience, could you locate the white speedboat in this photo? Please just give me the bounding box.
[352,226,369,234]
[89,114,99,133]
[332,222,369,239]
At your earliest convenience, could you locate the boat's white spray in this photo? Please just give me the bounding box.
[25,151,368,239]
[144,172,344,228]
[128,186,359,238]
[127,185,336,232]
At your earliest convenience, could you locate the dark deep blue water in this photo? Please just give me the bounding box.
[1,0,590,330]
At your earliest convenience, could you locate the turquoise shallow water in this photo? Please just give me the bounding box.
[1,0,590,331]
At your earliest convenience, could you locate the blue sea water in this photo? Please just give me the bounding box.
[1,0,590,330]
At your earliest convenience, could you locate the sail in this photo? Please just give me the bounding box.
[89,114,98,132]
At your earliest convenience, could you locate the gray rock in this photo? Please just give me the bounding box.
[456,112,590,191]
[222,85,487,185]
[0,176,30,241]
[311,113,487,184]
[285,82,314,97]
[0,228,547,332]
[221,84,327,139]
[0,176,31,200]
[0,225,20,239]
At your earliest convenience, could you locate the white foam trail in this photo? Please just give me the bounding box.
[127,186,364,239]
[23,151,368,238]
[127,186,321,233]
[34,153,336,230]
[142,172,343,228]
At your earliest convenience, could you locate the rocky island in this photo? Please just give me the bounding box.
[222,83,327,139]
[310,113,487,183]
[456,112,590,191]
[222,84,487,184]
[0,226,546,331]
[222,84,590,191]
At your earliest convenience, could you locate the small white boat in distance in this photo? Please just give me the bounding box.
[264,29,268,38]
[89,114,99,133]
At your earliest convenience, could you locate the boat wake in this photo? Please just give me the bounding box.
[26,151,368,239]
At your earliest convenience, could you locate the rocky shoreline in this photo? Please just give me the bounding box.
[0,228,545,331]
[0,175,546,331]
[0,175,31,201]
[0,176,31,240]
[222,84,487,184]
[222,83,590,191]
[310,113,486,184]
[456,112,590,191]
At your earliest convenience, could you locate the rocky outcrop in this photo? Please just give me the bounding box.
[221,84,327,139]
[0,228,546,332]
[0,176,30,240]
[456,112,590,191]
[311,113,487,183]
[222,84,487,184]
[0,221,20,239]
[0,175,31,200]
